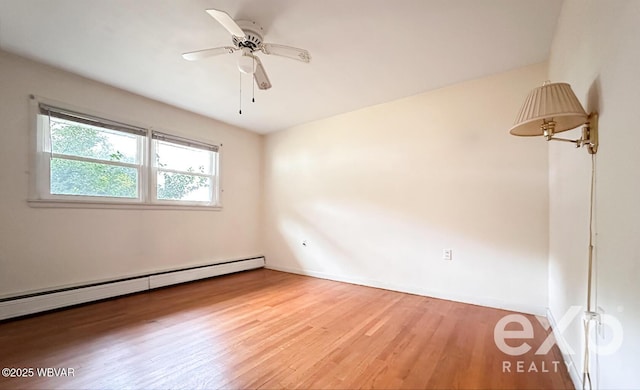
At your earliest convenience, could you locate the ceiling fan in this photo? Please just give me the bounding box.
[182,9,311,91]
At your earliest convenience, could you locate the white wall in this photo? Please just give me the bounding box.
[263,63,550,315]
[548,1,640,389]
[0,50,263,297]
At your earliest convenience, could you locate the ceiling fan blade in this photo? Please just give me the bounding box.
[252,56,272,90]
[205,9,246,38]
[261,43,311,63]
[182,47,237,61]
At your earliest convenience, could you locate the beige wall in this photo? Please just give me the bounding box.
[548,1,640,388]
[263,63,549,315]
[0,50,263,297]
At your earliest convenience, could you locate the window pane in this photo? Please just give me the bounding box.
[50,158,138,198]
[50,117,139,164]
[157,171,212,202]
[155,140,213,174]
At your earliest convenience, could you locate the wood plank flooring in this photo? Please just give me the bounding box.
[0,269,574,389]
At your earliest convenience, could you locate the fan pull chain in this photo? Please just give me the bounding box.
[238,72,242,115]
[252,56,255,103]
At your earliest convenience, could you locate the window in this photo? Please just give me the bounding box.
[39,104,145,201]
[33,101,220,208]
[152,132,219,205]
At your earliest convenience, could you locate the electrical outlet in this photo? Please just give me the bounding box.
[443,249,452,261]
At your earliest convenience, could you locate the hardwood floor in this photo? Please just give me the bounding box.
[0,269,573,389]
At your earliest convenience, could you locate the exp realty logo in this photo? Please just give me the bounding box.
[493,306,623,373]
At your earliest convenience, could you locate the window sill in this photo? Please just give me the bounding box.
[27,199,222,211]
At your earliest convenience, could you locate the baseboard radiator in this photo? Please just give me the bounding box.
[0,256,265,321]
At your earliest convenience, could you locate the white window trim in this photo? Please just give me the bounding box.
[27,95,222,211]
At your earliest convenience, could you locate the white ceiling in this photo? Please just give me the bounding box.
[0,0,562,134]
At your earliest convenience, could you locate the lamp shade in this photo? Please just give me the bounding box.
[509,82,588,136]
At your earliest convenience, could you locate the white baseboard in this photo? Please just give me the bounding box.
[0,257,264,321]
[149,258,265,288]
[0,278,149,321]
[265,264,546,316]
[547,308,581,390]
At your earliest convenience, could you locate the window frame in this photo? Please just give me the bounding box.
[28,96,222,210]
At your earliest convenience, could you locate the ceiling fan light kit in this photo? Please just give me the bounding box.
[237,49,256,74]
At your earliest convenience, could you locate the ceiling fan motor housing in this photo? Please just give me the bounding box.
[232,21,264,52]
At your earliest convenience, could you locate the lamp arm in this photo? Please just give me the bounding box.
[545,113,598,154]
[546,135,582,147]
